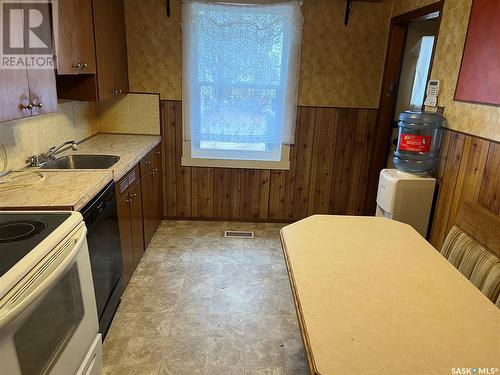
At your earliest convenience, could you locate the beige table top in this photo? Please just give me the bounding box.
[280,215,500,375]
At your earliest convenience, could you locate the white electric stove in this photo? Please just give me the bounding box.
[0,211,102,375]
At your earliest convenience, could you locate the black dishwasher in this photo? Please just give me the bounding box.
[81,181,123,338]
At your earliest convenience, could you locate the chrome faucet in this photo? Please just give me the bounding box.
[29,140,78,167]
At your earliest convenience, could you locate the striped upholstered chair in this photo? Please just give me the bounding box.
[440,201,500,307]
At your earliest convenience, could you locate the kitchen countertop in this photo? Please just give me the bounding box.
[0,133,161,211]
[280,215,500,374]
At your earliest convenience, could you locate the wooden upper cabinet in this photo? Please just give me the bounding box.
[27,68,58,116]
[57,0,78,74]
[76,0,97,74]
[92,0,115,101]
[0,70,32,122]
[56,0,129,101]
[57,0,96,75]
[0,1,57,123]
[112,0,129,95]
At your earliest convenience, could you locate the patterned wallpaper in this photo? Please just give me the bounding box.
[124,0,393,108]
[96,93,161,135]
[125,0,182,102]
[428,0,500,142]
[392,0,438,16]
[392,0,499,141]
[299,0,392,107]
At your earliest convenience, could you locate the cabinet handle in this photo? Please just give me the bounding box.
[73,63,82,69]
[145,161,152,166]
[82,63,88,68]
[155,151,160,156]
[112,89,118,95]
[130,193,137,198]
[32,102,43,109]
[21,103,33,111]
[150,168,158,176]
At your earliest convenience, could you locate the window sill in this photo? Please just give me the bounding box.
[181,157,290,170]
[182,144,291,170]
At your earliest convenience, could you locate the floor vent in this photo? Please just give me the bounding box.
[224,230,254,239]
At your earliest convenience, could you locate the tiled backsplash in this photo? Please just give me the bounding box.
[0,101,98,171]
[0,93,161,173]
[96,93,160,135]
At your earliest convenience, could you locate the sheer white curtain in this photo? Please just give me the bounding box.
[182,0,303,156]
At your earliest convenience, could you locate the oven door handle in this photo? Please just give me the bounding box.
[0,225,87,329]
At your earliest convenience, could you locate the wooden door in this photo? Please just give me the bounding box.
[129,181,144,267]
[117,194,134,287]
[152,146,163,229]
[0,1,31,123]
[0,70,32,123]
[140,155,155,248]
[56,0,79,74]
[76,0,96,74]
[92,0,115,100]
[112,0,129,95]
[27,68,58,116]
[24,1,57,116]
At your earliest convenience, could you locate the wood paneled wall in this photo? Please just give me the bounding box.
[161,101,500,246]
[161,100,379,221]
[430,129,500,250]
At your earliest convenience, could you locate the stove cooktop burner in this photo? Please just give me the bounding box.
[0,212,71,278]
[0,220,47,243]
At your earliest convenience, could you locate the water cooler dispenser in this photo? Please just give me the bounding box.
[375,111,443,237]
[376,169,435,237]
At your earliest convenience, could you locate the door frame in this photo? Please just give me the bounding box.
[365,1,445,214]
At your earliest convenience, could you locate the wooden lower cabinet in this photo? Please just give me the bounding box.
[116,144,163,288]
[117,192,134,287]
[129,181,145,266]
[116,165,144,287]
[140,144,163,248]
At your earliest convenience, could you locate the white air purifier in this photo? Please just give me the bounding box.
[376,169,436,237]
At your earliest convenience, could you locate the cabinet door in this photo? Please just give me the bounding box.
[27,68,58,116]
[56,0,79,74]
[112,0,129,95]
[24,2,57,115]
[152,146,163,230]
[117,194,134,288]
[76,0,96,74]
[0,1,31,123]
[0,69,32,122]
[140,162,155,249]
[129,182,144,267]
[92,0,115,100]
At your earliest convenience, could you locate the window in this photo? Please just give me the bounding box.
[410,35,435,110]
[182,0,303,169]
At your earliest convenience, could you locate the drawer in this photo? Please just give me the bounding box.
[116,163,140,199]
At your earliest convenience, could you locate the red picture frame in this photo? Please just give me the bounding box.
[454,0,500,106]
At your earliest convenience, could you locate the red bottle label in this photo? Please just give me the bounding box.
[399,134,432,153]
